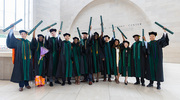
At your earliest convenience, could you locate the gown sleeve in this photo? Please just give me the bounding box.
[6,29,19,49]
[158,33,169,48]
[31,38,38,51]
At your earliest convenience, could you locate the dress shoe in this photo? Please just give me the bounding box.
[89,81,92,85]
[157,85,161,90]
[49,82,53,87]
[61,82,65,86]
[108,78,112,82]
[68,81,72,85]
[134,82,140,85]
[25,86,31,89]
[142,83,145,86]
[147,83,153,87]
[19,87,23,91]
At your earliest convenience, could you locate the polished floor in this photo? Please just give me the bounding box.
[0,63,180,100]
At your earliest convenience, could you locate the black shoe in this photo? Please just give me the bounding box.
[157,85,161,90]
[147,83,153,87]
[124,81,128,85]
[92,80,95,83]
[55,80,61,84]
[61,82,65,86]
[134,82,140,85]
[49,82,53,87]
[68,81,72,85]
[142,83,145,86]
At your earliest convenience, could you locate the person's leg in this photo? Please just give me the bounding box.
[92,74,95,83]
[124,71,128,85]
[68,77,71,85]
[77,76,80,85]
[147,80,154,87]
[88,74,93,85]
[19,81,24,91]
[55,77,61,84]
[24,81,31,89]
[103,73,107,81]
[62,77,66,86]
[134,77,140,85]
[96,72,100,82]
[49,77,54,87]
[157,81,161,90]
[108,74,112,82]
[82,74,88,82]
[141,77,145,86]
[75,76,78,84]
[19,81,24,88]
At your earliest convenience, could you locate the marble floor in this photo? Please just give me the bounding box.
[0,63,180,100]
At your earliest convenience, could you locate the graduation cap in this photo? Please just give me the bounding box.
[149,31,157,36]
[50,28,57,32]
[82,32,88,34]
[133,34,140,38]
[104,35,110,39]
[19,30,28,34]
[94,32,99,36]
[73,37,79,40]
[37,34,44,38]
[63,33,71,37]
[123,40,130,45]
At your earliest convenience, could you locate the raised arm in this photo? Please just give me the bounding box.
[158,28,169,48]
[6,27,19,49]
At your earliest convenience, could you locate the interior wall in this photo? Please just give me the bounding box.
[60,0,180,63]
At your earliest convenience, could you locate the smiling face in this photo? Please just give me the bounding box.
[83,34,88,39]
[51,31,56,37]
[124,42,129,48]
[114,40,119,46]
[64,35,70,41]
[20,32,27,39]
[38,36,44,42]
[73,39,78,44]
[104,37,109,42]
[134,36,139,42]
[149,34,156,41]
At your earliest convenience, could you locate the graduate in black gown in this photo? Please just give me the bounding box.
[31,30,46,87]
[45,28,61,87]
[72,37,84,85]
[110,38,124,84]
[91,32,104,82]
[144,29,169,90]
[81,31,93,85]
[101,35,113,82]
[6,26,33,91]
[56,33,73,86]
[120,40,134,85]
[131,34,146,86]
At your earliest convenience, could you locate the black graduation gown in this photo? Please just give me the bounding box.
[82,36,93,75]
[56,40,73,78]
[31,38,46,78]
[101,39,113,75]
[91,36,104,73]
[146,33,169,82]
[6,32,34,83]
[120,47,134,77]
[45,36,59,77]
[110,38,124,76]
[71,42,85,77]
[131,41,146,78]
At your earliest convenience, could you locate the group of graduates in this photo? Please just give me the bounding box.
[6,24,169,92]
